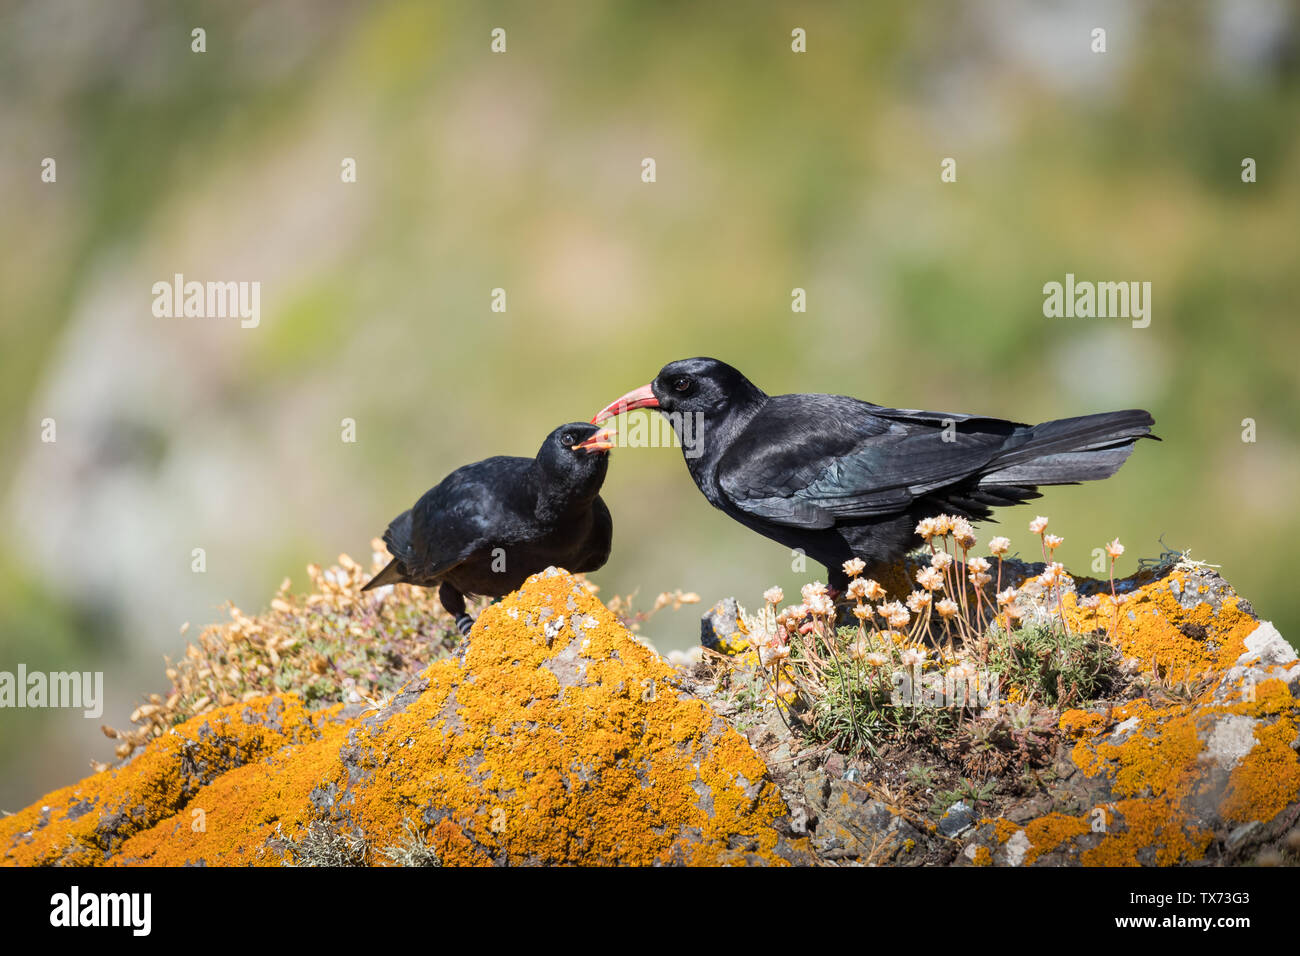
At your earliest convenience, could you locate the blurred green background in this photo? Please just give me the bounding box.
[2,0,1298,809]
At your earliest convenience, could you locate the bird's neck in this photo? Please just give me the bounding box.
[681,390,768,499]
[530,465,601,522]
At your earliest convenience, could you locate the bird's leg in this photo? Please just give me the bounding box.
[438,582,475,637]
[827,565,851,597]
[827,570,849,624]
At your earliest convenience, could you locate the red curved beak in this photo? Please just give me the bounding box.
[591,384,659,424]
[572,427,617,454]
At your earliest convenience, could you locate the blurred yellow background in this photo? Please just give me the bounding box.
[2,0,1297,808]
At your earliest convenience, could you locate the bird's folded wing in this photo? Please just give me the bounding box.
[717,398,1017,528]
[400,537,474,582]
[404,485,502,580]
[380,508,467,581]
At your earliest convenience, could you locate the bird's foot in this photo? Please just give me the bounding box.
[455,614,474,637]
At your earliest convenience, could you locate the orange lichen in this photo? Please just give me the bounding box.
[1056,582,1299,865]
[114,713,352,865]
[1064,682,1298,864]
[971,845,992,866]
[1080,799,1212,867]
[991,818,1020,845]
[1062,571,1259,675]
[1109,713,1202,799]
[1226,676,1295,718]
[1059,709,1107,736]
[1024,812,1091,865]
[1220,711,1300,824]
[332,572,796,866]
[2,570,802,867]
[0,695,335,866]
[1062,705,1215,866]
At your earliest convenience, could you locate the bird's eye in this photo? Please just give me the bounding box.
[673,376,691,392]
[561,432,574,446]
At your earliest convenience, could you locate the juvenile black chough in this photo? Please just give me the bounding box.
[593,357,1156,592]
[362,422,616,634]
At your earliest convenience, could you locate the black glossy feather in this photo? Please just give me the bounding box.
[361,423,613,635]
[630,358,1156,590]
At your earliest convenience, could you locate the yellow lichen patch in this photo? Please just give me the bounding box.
[991,818,1020,845]
[3,571,798,867]
[1220,712,1300,825]
[716,637,751,657]
[688,733,791,865]
[1063,571,1258,675]
[428,818,484,865]
[1063,705,1213,865]
[1068,701,1174,786]
[1080,799,1212,867]
[1059,709,1107,737]
[1059,619,1299,865]
[971,845,992,866]
[113,716,352,865]
[0,695,333,866]
[1024,812,1091,865]
[1226,677,1295,718]
[311,570,796,866]
[1108,712,1202,800]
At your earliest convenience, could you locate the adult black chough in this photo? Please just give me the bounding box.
[592,357,1156,592]
[362,422,616,635]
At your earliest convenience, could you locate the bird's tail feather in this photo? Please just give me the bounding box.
[362,508,416,591]
[979,409,1156,486]
[361,557,408,591]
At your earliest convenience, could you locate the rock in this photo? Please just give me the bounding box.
[0,570,810,867]
[1202,715,1259,770]
[809,784,922,862]
[1020,567,1300,865]
[753,562,1297,866]
[1226,821,1261,851]
[1238,621,1298,668]
[1006,794,1054,824]
[1002,829,1031,867]
[1285,664,1300,699]
[7,554,1299,868]
[938,800,975,838]
[1109,716,1141,741]
[700,597,742,651]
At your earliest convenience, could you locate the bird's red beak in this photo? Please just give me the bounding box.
[591,384,659,424]
[572,426,617,454]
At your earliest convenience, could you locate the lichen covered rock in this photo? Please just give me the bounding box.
[0,570,809,866]
[4,553,1296,867]
[1000,568,1300,867]
[714,563,1300,867]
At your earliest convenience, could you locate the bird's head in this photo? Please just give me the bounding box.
[591,357,762,423]
[536,422,615,489]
